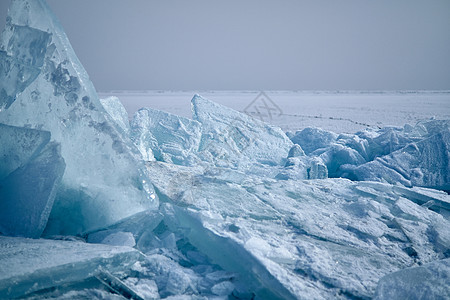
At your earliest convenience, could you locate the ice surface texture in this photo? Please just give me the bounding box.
[289,119,450,190]
[0,236,142,298]
[0,0,157,235]
[130,95,295,176]
[0,124,65,238]
[130,107,201,164]
[147,162,450,299]
[374,258,450,299]
[192,94,293,172]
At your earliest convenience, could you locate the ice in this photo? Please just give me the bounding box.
[0,124,65,238]
[287,120,450,190]
[148,161,450,298]
[87,231,136,247]
[0,236,142,299]
[288,127,338,155]
[346,128,450,190]
[374,258,450,299]
[130,107,202,165]
[1,1,449,298]
[192,94,293,172]
[99,96,131,134]
[0,123,50,181]
[0,0,157,235]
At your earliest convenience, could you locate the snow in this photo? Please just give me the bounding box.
[99,90,450,134]
[0,1,449,299]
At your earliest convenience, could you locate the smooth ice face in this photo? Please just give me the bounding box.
[0,236,142,299]
[0,0,157,235]
[0,123,50,181]
[131,107,201,165]
[99,96,131,135]
[192,94,293,171]
[0,124,65,238]
[374,258,450,299]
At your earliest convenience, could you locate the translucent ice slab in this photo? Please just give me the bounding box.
[374,258,450,300]
[0,124,65,238]
[0,0,157,235]
[0,236,142,299]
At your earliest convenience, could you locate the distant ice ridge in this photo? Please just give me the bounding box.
[0,0,157,236]
[288,119,450,191]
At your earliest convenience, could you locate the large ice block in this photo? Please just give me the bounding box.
[346,130,450,190]
[149,160,450,299]
[0,236,142,299]
[99,96,131,135]
[192,94,292,171]
[0,0,157,235]
[0,123,50,181]
[288,127,338,155]
[0,124,65,238]
[130,107,201,165]
[374,258,450,300]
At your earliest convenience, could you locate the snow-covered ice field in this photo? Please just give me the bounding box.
[99,90,450,133]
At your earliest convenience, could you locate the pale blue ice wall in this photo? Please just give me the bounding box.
[0,0,158,235]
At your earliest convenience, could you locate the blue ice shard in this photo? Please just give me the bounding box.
[0,124,65,238]
[100,96,131,135]
[0,236,142,299]
[0,0,157,235]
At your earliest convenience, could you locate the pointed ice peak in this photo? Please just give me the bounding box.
[0,0,158,235]
[191,94,292,170]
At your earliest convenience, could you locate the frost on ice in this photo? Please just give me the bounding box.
[0,0,157,235]
[0,0,449,299]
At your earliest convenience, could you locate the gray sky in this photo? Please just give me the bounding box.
[1,0,450,91]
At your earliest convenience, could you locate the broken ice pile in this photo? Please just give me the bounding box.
[288,119,450,191]
[1,0,450,299]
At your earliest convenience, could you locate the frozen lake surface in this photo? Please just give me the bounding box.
[99,90,450,133]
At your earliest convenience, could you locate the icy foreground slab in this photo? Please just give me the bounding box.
[148,161,450,299]
[0,0,157,234]
[374,258,450,299]
[0,124,65,238]
[0,236,142,298]
[192,94,293,172]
